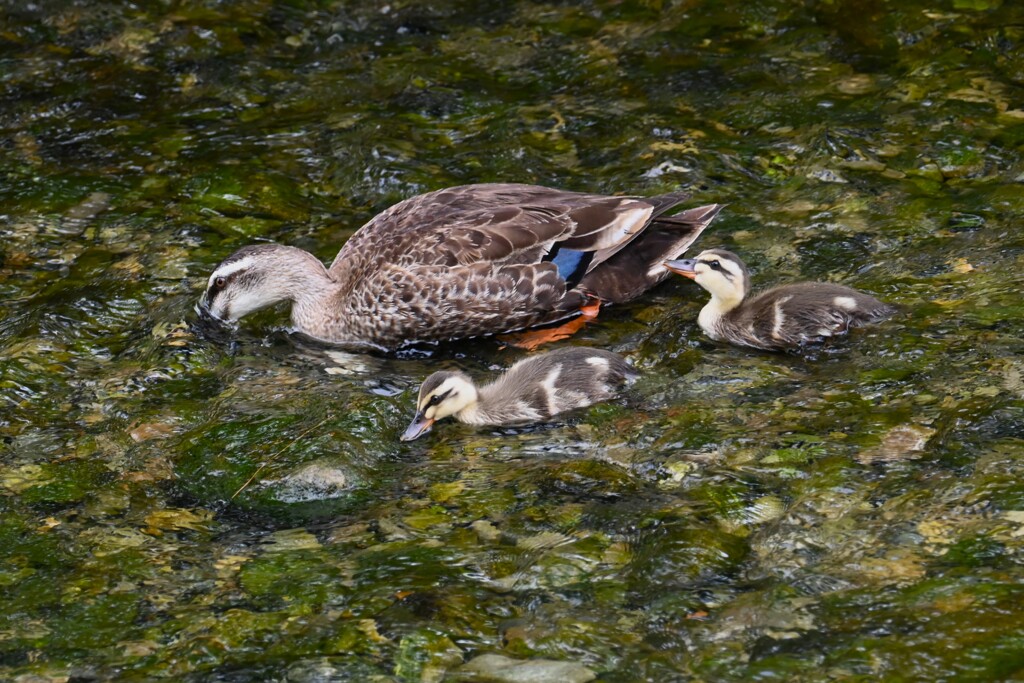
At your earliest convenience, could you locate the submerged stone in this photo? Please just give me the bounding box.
[271,461,353,501]
[457,654,596,683]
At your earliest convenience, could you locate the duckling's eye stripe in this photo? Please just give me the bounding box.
[699,259,733,279]
[428,389,451,406]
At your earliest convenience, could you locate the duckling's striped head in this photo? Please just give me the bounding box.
[401,370,479,441]
[665,248,750,309]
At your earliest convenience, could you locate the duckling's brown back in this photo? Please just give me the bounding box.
[484,347,636,420]
[734,281,896,350]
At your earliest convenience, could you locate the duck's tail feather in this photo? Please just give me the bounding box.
[578,203,723,304]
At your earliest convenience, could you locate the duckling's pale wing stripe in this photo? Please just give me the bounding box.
[541,364,563,417]
[771,296,791,340]
[834,296,858,311]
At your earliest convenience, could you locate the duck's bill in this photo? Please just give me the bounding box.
[401,412,435,441]
[195,291,242,329]
[191,300,240,343]
[195,297,225,323]
[664,258,698,280]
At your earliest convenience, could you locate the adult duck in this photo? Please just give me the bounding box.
[665,248,895,352]
[199,183,721,351]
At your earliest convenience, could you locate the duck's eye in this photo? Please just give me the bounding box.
[708,261,721,271]
[214,276,227,289]
[426,389,451,407]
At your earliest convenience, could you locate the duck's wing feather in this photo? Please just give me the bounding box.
[579,203,722,302]
[330,183,685,281]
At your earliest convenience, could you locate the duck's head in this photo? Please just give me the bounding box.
[198,244,321,323]
[664,249,750,310]
[401,370,479,441]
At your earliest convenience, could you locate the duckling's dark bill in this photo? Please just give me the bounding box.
[664,258,698,280]
[401,412,435,441]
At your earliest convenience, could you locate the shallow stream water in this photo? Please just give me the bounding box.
[2,1,1024,680]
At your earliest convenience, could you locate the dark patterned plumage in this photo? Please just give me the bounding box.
[401,347,637,440]
[665,249,896,351]
[199,183,722,350]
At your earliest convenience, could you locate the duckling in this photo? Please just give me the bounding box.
[401,347,637,441]
[664,249,895,351]
[199,183,721,351]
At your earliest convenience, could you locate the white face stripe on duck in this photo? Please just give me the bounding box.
[202,255,260,321]
[204,258,280,321]
[202,245,293,321]
[203,256,263,318]
[202,244,336,323]
[207,255,258,290]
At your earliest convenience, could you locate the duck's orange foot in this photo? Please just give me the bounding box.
[500,299,601,351]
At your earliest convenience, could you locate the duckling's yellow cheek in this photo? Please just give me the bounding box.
[424,406,438,420]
